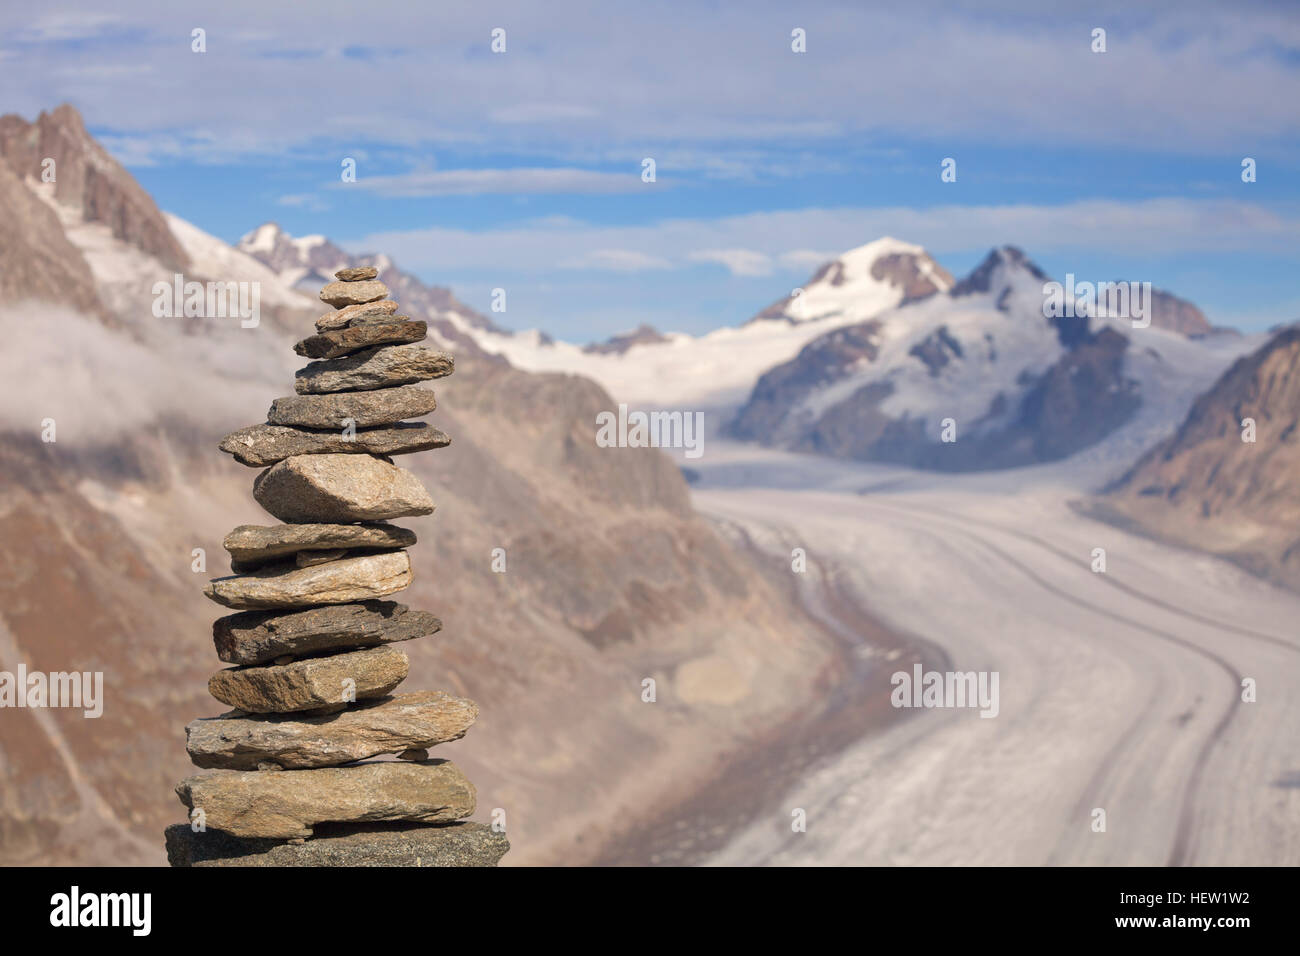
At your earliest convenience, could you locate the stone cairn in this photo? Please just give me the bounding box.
[165,267,508,867]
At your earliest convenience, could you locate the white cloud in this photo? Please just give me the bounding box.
[4,1,1297,161]
[277,193,329,212]
[561,249,673,272]
[688,248,774,277]
[351,198,1300,277]
[344,167,644,197]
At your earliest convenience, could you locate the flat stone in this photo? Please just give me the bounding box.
[294,320,427,359]
[204,551,411,610]
[335,266,378,282]
[315,300,399,332]
[175,759,473,839]
[294,345,454,394]
[185,691,477,769]
[165,821,507,867]
[253,454,434,523]
[207,645,409,713]
[222,523,417,570]
[267,386,438,429]
[219,421,449,467]
[213,601,440,666]
[319,279,389,308]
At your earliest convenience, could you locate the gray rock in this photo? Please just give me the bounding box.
[252,454,434,523]
[335,266,378,281]
[175,758,474,839]
[219,421,449,467]
[165,821,508,867]
[185,691,477,769]
[319,278,389,308]
[213,601,441,666]
[267,386,438,429]
[315,300,399,332]
[203,551,412,610]
[207,645,409,713]
[294,320,427,359]
[222,523,417,570]
[294,345,454,394]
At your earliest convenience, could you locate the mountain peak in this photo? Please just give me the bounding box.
[950,245,1048,297]
[753,236,952,323]
[0,103,188,270]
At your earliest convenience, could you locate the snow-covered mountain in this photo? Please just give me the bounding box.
[730,247,1258,471]
[445,237,955,410]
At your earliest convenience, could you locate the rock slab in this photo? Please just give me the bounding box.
[335,266,378,282]
[294,320,427,359]
[207,645,409,713]
[213,600,440,666]
[315,299,398,332]
[319,278,389,308]
[220,421,449,467]
[165,821,507,867]
[294,344,454,394]
[223,523,417,570]
[267,386,438,429]
[203,551,412,610]
[175,759,475,839]
[253,453,434,523]
[186,691,477,769]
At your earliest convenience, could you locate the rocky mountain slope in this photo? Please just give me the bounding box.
[730,247,1252,471]
[0,105,844,866]
[1097,324,1300,590]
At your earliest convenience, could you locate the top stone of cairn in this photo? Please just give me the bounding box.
[336,266,378,282]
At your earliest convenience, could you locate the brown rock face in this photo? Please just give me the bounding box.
[208,646,410,713]
[294,344,454,394]
[223,523,417,570]
[219,421,449,467]
[267,386,438,429]
[294,320,428,359]
[319,279,389,308]
[0,104,188,270]
[1102,325,1300,590]
[185,691,477,769]
[175,759,474,838]
[203,551,412,610]
[0,161,107,320]
[213,601,441,666]
[252,454,434,523]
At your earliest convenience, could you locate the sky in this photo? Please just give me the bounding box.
[3,0,1299,340]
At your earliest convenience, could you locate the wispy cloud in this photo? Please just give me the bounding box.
[561,249,673,272]
[343,167,646,197]
[689,249,774,277]
[352,198,1300,276]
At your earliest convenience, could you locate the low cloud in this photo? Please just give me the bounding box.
[688,249,774,277]
[343,167,645,197]
[353,198,1300,277]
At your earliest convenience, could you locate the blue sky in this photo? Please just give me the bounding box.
[4,0,1299,339]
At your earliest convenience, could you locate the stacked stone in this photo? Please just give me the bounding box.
[165,267,507,867]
